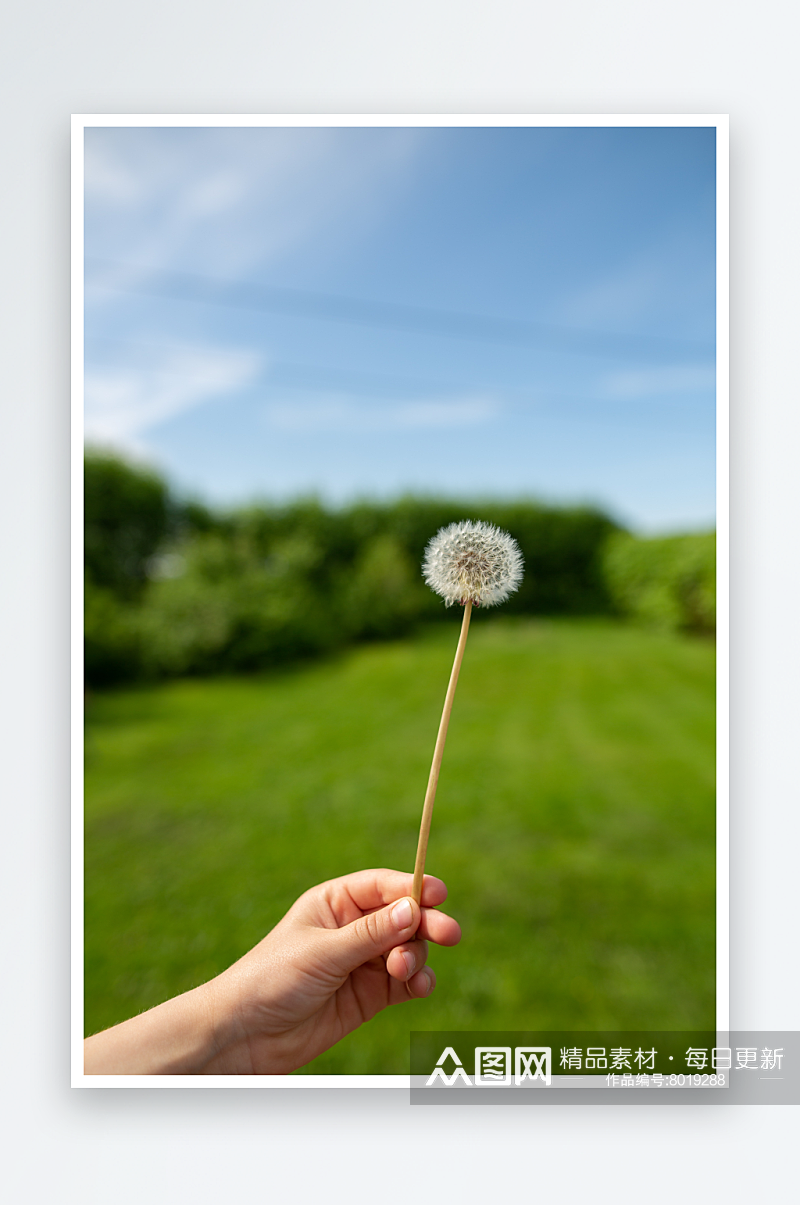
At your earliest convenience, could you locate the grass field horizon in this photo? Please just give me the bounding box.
[84,617,716,1074]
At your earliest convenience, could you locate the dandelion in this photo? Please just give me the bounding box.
[423,519,524,607]
[411,521,523,903]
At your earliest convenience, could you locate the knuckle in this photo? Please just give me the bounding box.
[355,909,384,948]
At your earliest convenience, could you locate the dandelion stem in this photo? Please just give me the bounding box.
[411,600,473,904]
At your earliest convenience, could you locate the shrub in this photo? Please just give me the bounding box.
[84,451,171,600]
[338,534,427,640]
[602,531,716,635]
[137,531,340,677]
[84,576,142,686]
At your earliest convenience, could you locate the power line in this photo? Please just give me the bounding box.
[85,259,714,363]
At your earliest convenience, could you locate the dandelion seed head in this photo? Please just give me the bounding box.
[422,520,524,607]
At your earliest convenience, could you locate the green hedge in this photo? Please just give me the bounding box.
[602,531,716,635]
[84,452,714,685]
[84,451,172,600]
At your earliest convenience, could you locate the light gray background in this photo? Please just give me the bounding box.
[2,1,798,1201]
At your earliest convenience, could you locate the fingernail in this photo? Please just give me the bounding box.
[420,968,434,996]
[392,898,413,929]
[402,951,416,979]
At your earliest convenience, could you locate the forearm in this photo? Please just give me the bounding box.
[84,980,230,1075]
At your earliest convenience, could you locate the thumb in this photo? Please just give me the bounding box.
[327,897,421,977]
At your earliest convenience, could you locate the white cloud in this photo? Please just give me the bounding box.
[84,127,426,280]
[180,171,247,219]
[603,364,715,399]
[262,394,499,433]
[84,345,263,447]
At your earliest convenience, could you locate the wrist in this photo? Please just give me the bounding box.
[198,960,295,1075]
[196,969,255,1074]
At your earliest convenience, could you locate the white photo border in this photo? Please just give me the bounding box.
[71,112,729,1088]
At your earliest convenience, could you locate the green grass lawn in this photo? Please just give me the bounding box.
[84,617,716,1073]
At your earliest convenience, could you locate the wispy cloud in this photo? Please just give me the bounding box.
[84,344,263,447]
[262,394,499,433]
[557,231,715,342]
[84,127,426,280]
[560,258,664,329]
[603,364,715,399]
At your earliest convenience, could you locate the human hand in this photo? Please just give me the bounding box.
[201,869,461,1074]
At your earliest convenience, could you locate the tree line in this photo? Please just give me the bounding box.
[85,452,715,686]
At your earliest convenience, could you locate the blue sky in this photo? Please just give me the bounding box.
[83,124,716,532]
